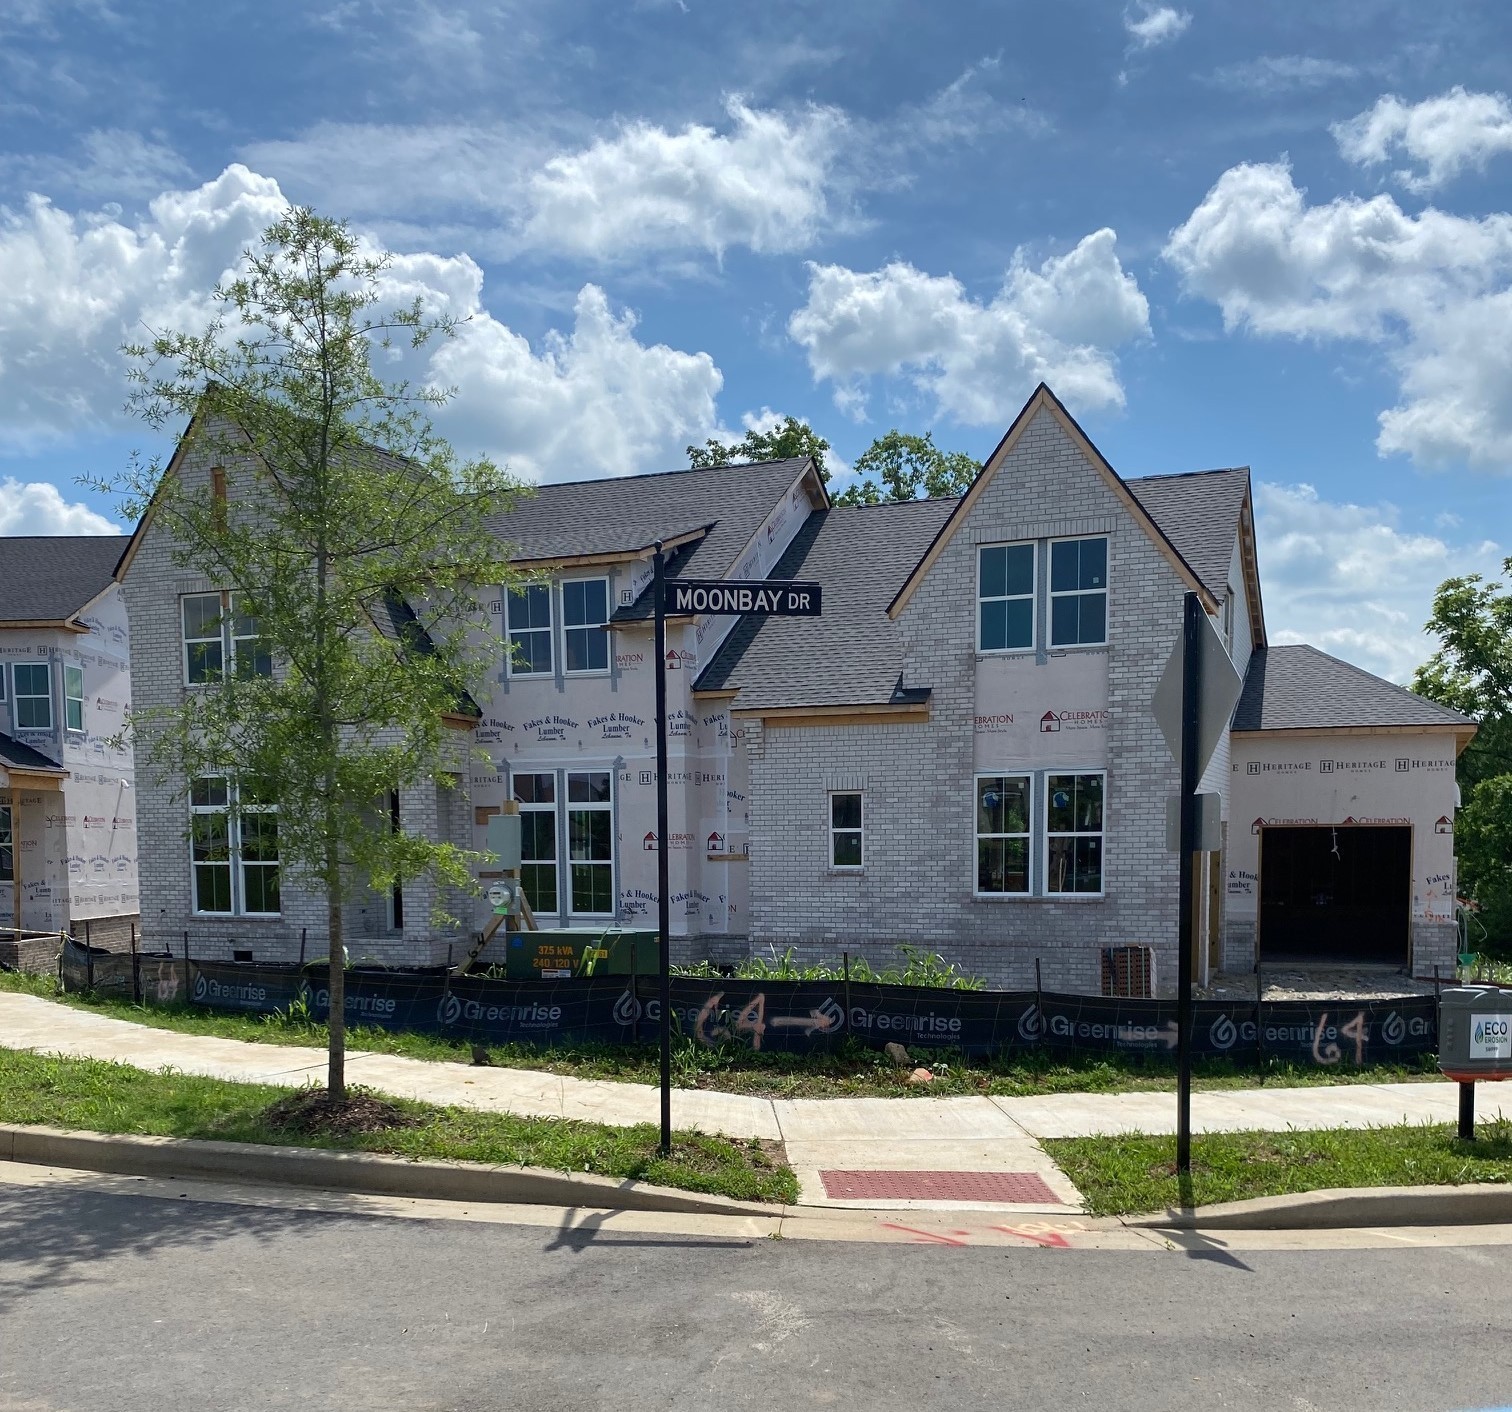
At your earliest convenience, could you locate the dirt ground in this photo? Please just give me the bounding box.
[1197,967,1443,1001]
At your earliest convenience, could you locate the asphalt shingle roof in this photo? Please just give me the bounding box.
[1126,468,1250,601]
[0,730,64,774]
[0,536,125,621]
[695,498,957,709]
[484,458,815,581]
[1233,645,1473,732]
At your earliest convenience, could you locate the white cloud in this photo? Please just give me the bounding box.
[1334,86,1512,192]
[520,98,849,260]
[0,165,728,480]
[1164,159,1512,468]
[1208,56,1358,94]
[787,229,1150,424]
[1124,5,1191,50]
[0,129,191,202]
[0,477,119,534]
[1255,480,1502,682]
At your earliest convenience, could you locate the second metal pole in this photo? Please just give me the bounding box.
[653,542,673,1156]
[1177,591,1202,1178]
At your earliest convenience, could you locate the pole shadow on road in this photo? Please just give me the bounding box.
[542,1209,758,1256]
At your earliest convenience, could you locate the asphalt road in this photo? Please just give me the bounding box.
[3,1182,1511,1412]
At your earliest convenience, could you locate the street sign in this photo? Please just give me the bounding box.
[667,579,823,617]
[1151,610,1242,778]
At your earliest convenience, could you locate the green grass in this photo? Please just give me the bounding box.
[0,968,1445,1099]
[1047,1119,1512,1217]
[0,1045,796,1205]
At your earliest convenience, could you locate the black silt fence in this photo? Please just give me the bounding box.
[57,938,1440,1070]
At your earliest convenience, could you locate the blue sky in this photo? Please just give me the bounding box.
[3,0,1512,680]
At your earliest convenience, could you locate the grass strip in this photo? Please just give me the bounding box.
[0,1045,796,1205]
[1046,1120,1512,1217]
[0,969,1445,1100]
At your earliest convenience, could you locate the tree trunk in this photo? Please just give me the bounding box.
[326,841,345,1103]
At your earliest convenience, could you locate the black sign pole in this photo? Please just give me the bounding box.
[653,541,673,1156]
[1176,590,1202,1178]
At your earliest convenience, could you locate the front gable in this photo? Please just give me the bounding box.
[889,384,1216,621]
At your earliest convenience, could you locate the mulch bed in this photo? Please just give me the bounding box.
[264,1086,416,1137]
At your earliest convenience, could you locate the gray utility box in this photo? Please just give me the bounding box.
[1437,985,1512,1082]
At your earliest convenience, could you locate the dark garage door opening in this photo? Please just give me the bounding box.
[1259,826,1411,966]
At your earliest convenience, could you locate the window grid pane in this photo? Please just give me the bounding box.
[566,770,613,915]
[183,595,225,684]
[507,586,553,675]
[231,594,273,679]
[1049,537,1108,647]
[563,579,609,673]
[1046,773,1104,894]
[14,664,52,731]
[978,544,1035,651]
[829,792,863,868]
[975,775,1031,894]
[515,773,560,915]
[64,665,84,732]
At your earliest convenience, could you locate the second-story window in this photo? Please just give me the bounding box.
[979,543,1035,652]
[13,663,52,730]
[182,592,273,684]
[1049,537,1108,647]
[562,578,610,673]
[506,585,553,676]
[64,665,85,733]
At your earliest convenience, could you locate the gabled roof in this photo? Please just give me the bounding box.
[1233,646,1475,734]
[888,384,1218,620]
[695,498,956,710]
[0,730,65,775]
[483,457,821,574]
[0,536,125,624]
[1126,468,1250,600]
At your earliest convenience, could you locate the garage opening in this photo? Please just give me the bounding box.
[1259,825,1411,966]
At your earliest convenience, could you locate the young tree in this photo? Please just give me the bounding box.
[1413,561,1512,950]
[103,209,524,1105]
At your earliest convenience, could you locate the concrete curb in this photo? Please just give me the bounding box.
[0,1124,787,1218]
[1127,1182,1512,1230]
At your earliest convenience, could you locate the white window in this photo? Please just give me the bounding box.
[514,772,559,916]
[976,775,1032,895]
[506,585,553,676]
[13,663,52,731]
[182,594,225,684]
[0,804,12,883]
[1045,773,1105,895]
[562,578,610,674]
[829,792,863,869]
[566,770,614,915]
[1048,537,1108,647]
[190,777,280,916]
[63,664,85,733]
[182,591,273,684]
[978,543,1035,652]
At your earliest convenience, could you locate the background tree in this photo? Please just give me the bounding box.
[102,209,523,1106]
[687,416,830,478]
[832,430,979,505]
[687,419,978,504]
[1412,561,1512,953]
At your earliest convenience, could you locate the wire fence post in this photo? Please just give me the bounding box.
[182,931,191,1004]
[1254,957,1265,1082]
[84,918,93,992]
[1035,956,1044,1053]
[129,921,140,1005]
[843,951,851,1043]
[298,926,307,968]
